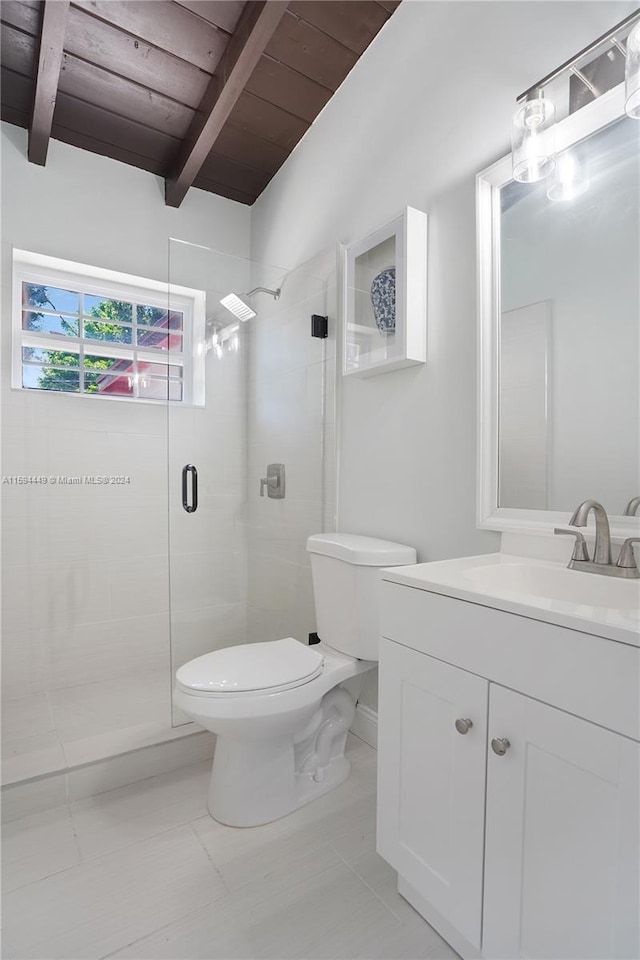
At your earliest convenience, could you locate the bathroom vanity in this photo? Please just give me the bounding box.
[376,554,639,960]
[376,52,640,960]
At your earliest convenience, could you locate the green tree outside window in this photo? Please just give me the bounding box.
[24,284,134,392]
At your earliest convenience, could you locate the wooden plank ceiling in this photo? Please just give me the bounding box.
[1,0,401,205]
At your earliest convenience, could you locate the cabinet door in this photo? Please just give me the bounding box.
[484,685,640,959]
[377,639,488,948]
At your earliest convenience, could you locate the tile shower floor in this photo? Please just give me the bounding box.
[2,734,458,960]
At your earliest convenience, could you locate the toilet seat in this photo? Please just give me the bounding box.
[176,637,324,698]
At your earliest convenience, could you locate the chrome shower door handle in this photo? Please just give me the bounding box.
[182,464,198,513]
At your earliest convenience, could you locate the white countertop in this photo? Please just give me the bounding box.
[381,553,640,648]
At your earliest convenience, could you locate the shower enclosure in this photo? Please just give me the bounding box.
[0,240,337,786]
[166,240,337,726]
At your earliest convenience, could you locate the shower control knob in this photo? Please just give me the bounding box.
[455,718,473,735]
[491,737,511,756]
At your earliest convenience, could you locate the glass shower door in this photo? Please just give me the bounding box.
[167,239,336,724]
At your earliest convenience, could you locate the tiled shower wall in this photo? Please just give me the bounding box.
[245,248,337,647]
[1,391,171,781]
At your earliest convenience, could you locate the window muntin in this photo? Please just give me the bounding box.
[13,254,204,405]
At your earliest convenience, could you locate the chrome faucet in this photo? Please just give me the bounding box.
[569,499,611,564]
[624,496,640,517]
[554,499,640,579]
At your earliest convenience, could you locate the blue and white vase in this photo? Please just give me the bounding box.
[370,267,396,333]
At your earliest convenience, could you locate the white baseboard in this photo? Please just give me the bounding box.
[350,702,378,749]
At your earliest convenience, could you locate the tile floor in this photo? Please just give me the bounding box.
[2,734,458,960]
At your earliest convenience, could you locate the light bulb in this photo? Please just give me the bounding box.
[547,150,589,201]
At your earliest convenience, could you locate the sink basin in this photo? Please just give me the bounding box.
[465,562,640,613]
[381,553,640,645]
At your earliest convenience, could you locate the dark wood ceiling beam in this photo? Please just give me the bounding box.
[165,0,289,208]
[28,0,69,165]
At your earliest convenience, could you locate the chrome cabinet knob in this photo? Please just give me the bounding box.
[491,737,510,756]
[455,718,473,735]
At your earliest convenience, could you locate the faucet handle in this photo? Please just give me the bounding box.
[259,476,277,497]
[616,537,640,571]
[554,528,590,562]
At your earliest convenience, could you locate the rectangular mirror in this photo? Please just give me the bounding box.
[477,86,640,534]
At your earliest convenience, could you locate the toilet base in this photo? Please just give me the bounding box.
[208,743,352,827]
[295,754,351,812]
[207,685,357,827]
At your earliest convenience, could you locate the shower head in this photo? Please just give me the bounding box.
[219,286,281,322]
[219,294,256,322]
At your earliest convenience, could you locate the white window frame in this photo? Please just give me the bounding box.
[12,249,206,406]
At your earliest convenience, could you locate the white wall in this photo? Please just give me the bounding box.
[0,124,250,780]
[250,0,636,709]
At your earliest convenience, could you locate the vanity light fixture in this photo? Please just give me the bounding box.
[625,21,640,118]
[512,10,640,184]
[511,89,556,183]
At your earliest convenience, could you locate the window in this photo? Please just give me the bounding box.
[13,251,205,405]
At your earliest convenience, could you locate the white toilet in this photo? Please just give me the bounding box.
[173,533,416,827]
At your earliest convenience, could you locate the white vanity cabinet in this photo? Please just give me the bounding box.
[377,579,640,960]
[483,685,638,960]
[377,643,488,949]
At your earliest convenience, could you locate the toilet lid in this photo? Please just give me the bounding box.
[176,638,324,695]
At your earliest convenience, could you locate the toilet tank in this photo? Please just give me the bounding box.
[307,533,416,661]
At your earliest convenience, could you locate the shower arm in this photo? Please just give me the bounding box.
[246,286,281,300]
